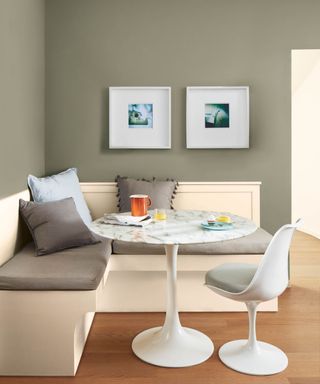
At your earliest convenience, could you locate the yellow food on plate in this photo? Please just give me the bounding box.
[216,215,232,223]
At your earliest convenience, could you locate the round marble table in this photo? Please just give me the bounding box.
[91,210,257,368]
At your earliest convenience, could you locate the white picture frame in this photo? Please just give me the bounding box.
[109,86,171,149]
[186,86,249,148]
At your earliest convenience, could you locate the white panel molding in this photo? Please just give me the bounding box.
[81,181,261,225]
[0,190,30,266]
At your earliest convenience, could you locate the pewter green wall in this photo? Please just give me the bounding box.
[45,0,320,233]
[0,0,45,198]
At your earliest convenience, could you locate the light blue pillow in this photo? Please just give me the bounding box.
[28,168,92,225]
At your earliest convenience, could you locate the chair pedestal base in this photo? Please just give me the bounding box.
[219,339,288,376]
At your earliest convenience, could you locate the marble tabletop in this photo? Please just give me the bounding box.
[90,210,257,245]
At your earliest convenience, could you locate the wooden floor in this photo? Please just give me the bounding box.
[1,231,319,384]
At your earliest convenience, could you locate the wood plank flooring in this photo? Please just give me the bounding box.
[0,231,319,384]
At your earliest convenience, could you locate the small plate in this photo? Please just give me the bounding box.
[201,222,234,231]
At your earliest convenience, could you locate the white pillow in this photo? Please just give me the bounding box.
[28,168,92,225]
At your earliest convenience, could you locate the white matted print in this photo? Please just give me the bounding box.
[109,87,171,148]
[187,86,249,148]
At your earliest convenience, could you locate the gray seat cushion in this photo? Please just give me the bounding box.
[112,228,272,255]
[0,237,110,290]
[205,263,258,293]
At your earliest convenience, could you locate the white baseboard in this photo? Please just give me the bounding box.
[299,227,320,239]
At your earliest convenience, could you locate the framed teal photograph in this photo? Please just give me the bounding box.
[205,103,230,128]
[186,86,249,148]
[109,87,171,149]
[128,104,153,129]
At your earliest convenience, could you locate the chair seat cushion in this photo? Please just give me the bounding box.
[205,263,258,293]
[0,236,110,290]
[112,228,272,255]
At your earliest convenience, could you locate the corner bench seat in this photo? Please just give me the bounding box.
[0,237,110,290]
[113,228,272,255]
[0,183,274,376]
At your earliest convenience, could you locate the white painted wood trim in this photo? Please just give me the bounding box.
[108,253,262,272]
[0,190,30,266]
[299,227,320,240]
[97,274,277,313]
[98,253,277,312]
[80,181,262,187]
[0,181,261,266]
[80,181,261,226]
[0,289,97,376]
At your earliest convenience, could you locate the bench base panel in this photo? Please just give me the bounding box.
[0,254,277,376]
[0,290,96,376]
[97,270,277,312]
[97,253,277,312]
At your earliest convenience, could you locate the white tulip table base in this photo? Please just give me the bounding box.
[132,325,214,368]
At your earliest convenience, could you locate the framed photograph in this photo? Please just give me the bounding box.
[109,87,171,149]
[186,86,249,148]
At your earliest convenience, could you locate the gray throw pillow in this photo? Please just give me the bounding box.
[116,176,177,213]
[19,198,99,256]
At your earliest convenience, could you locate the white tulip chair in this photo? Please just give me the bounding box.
[205,219,301,375]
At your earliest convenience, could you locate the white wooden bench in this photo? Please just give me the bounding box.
[0,181,275,376]
[0,190,109,376]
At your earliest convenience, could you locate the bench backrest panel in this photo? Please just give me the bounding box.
[0,190,30,266]
[0,181,260,267]
[81,182,260,225]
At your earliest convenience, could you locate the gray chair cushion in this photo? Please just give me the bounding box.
[0,237,110,290]
[205,263,258,293]
[112,228,272,255]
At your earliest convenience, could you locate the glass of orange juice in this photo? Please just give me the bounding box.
[154,209,167,221]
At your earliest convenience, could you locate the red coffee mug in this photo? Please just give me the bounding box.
[130,194,152,216]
